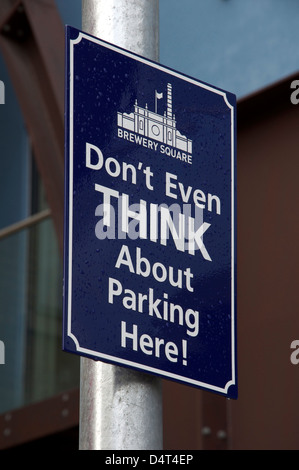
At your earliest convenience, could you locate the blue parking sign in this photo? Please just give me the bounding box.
[63,26,237,398]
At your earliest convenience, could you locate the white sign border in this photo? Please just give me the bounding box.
[65,28,236,397]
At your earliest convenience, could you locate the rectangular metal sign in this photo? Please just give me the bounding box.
[63,26,237,398]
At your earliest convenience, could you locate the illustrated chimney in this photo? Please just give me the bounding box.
[167,83,172,119]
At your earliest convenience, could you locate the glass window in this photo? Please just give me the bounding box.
[0,55,79,414]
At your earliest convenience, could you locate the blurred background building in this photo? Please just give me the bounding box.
[0,0,299,450]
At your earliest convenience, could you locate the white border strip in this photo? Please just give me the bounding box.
[66,30,236,396]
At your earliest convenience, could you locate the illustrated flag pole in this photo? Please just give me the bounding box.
[155,90,163,113]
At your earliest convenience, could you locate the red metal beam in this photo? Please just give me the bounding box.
[0,0,64,254]
[0,389,79,449]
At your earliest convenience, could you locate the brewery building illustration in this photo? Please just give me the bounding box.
[117,83,193,158]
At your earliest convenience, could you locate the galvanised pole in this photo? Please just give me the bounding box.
[79,0,162,451]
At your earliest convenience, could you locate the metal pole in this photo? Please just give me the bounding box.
[79,0,162,451]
